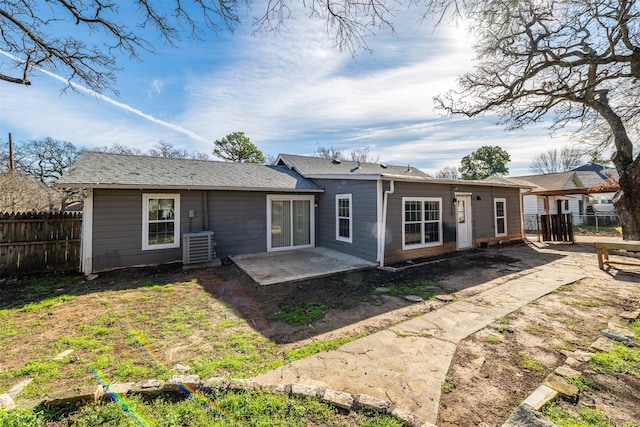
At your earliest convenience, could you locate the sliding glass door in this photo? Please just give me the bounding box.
[268,195,314,251]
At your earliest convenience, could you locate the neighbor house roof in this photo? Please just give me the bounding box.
[56,152,323,192]
[490,172,584,195]
[572,163,619,189]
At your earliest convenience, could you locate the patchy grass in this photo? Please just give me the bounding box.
[563,299,600,308]
[0,391,409,427]
[269,302,329,325]
[590,320,640,377]
[492,317,514,333]
[541,401,633,427]
[514,352,546,376]
[484,335,502,344]
[523,325,545,336]
[0,273,368,400]
[373,279,439,301]
[441,375,457,393]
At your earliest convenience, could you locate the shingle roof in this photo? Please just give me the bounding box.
[276,154,431,179]
[499,172,582,192]
[56,152,323,192]
[572,163,619,188]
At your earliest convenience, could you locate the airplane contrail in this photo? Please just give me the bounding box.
[0,50,210,144]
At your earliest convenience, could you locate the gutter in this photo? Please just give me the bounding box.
[378,180,395,268]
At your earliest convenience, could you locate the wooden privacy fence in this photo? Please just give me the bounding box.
[540,213,574,242]
[0,212,82,275]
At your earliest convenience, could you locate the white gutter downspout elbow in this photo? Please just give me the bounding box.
[379,180,395,268]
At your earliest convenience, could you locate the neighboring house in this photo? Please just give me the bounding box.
[489,164,620,231]
[489,172,587,218]
[57,152,525,274]
[572,163,619,217]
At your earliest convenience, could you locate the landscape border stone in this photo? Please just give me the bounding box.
[4,375,432,427]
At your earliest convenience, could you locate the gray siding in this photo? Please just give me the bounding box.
[92,189,204,271]
[91,189,293,271]
[208,191,268,257]
[383,182,522,261]
[314,179,379,262]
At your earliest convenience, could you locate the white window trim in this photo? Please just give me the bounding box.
[142,193,181,251]
[266,194,315,252]
[402,197,443,250]
[336,194,353,243]
[494,197,507,237]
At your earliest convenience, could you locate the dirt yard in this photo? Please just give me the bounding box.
[1,240,638,425]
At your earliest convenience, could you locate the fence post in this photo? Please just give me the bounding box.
[595,214,599,232]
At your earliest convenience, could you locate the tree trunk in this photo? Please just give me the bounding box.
[614,162,640,241]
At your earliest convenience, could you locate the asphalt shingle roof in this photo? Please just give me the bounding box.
[57,152,323,192]
[499,171,581,192]
[276,154,432,179]
[572,163,619,188]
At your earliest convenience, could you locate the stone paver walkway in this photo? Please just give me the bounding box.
[252,250,586,424]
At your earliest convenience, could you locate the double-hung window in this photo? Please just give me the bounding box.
[402,197,442,249]
[142,194,180,250]
[336,194,352,243]
[494,198,507,237]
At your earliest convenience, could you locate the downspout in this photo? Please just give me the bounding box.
[379,180,395,268]
[81,188,94,275]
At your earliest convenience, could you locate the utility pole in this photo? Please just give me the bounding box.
[8,133,15,174]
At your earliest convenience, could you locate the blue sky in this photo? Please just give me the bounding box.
[0,2,572,176]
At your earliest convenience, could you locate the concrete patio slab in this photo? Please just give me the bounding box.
[230,247,378,285]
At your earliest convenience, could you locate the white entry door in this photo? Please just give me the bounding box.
[456,195,473,249]
[267,195,314,251]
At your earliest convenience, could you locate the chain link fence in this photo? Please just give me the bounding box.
[524,213,620,233]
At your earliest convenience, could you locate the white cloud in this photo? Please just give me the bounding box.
[0,8,573,173]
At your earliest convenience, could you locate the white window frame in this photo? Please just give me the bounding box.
[402,197,443,249]
[494,198,507,237]
[266,194,315,251]
[142,193,181,250]
[336,194,353,243]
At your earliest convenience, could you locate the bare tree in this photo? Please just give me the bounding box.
[148,140,209,160]
[94,141,208,159]
[350,146,379,163]
[1,0,397,93]
[0,172,63,213]
[313,146,345,160]
[530,146,585,174]
[435,0,640,239]
[435,165,460,179]
[1,137,82,183]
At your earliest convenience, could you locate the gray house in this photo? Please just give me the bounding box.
[57,152,524,274]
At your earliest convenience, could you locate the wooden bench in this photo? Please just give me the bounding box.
[594,241,640,270]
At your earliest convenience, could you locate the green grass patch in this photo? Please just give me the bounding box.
[590,320,640,377]
[441,375,457,393]
[0,391,409,426]
[563,299,600,307]
[542,401,633,427]
[373,283,438,300]
[492,317,514,333]
[18,295,77,312]
[514,352,546,375]
[590,344,640,377]
[484,335,502,344]
[524,325,545,335]
[565,375,596,392]
[269,302,329,325]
